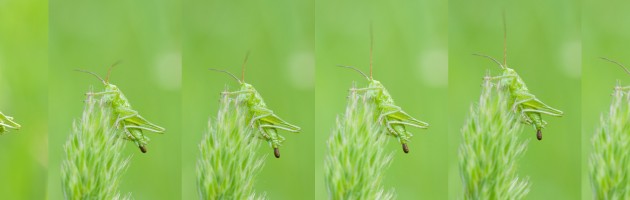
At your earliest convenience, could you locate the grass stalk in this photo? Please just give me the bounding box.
[459,78,530,199]
[590,84,630,199]
[61,93,131,200]
[196,94,266,200]
[324,88,394,200]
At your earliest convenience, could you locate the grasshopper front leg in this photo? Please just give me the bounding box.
[221,89,254,97]
[349,87,382,93]
[484,74,518,82]
[85,91,119,97]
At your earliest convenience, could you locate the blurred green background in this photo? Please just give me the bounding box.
[182,0,314,199]
[0,0,47,199]
[0,0,607,199]
[582,0,630,199]
[48,0,181,199]
[449,0,580,199]
[315,0,448,199]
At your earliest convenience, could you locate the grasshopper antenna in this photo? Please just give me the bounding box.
[241,51,250,83]
[370,22,374,79]
[209,68,242,84]
[74,69,106,84]
[472,12,508,70]
[106,60,122,83]
[601,57,630,76]
[337,65,371,81]
[472,53,505,69]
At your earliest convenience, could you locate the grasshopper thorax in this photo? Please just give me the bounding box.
[104,83,131,108]
[104,83,120,92]
[500,67,528,92]
[240,82,255,91]
[368,79,383,88]
[368,79,394,105]
[502,67,517,75]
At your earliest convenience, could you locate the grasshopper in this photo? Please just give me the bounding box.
[338,30,429,153]
[209,53,301,158]
[0,111,20,134]
[473,13,563,140]
[75,62,166,153]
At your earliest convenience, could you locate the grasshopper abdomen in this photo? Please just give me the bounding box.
[525,112,545,140]
[274,148,280,158]
[126,128,149,153]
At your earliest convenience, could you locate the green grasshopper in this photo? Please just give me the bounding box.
[338,32,429,153]
[473,14,563,140]
[338,66,429,153]
[0,111,20,134]
[75,62,166,153]
[209,53,301,158]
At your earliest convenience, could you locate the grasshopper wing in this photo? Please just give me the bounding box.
[259,114,301,133]
[125,114,166,133]
[521,98,563,117]
[388,110,429,129]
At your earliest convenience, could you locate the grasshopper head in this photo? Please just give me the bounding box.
[241,82,255,91]
[503,67,518,76]
[104,83,120,92]
[369,79,383,88]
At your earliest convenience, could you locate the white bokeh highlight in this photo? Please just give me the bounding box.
[287,51,314,89]
[561,39,581,79]
[154,50,182,90]
[418,48,448,87]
